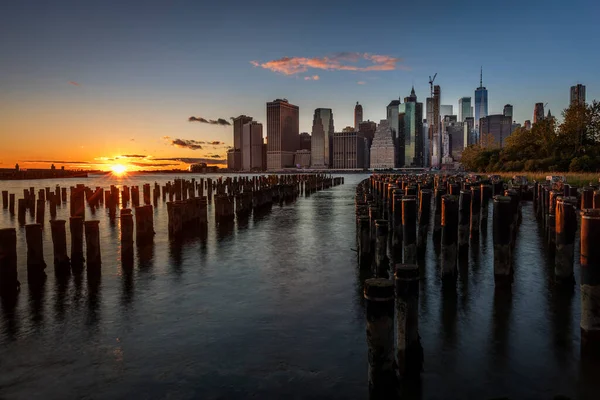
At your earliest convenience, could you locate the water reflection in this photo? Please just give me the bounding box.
[216,220,235,241]
[491,287,512,363]
[28,281,46,329]
[86,273,101,329]
[1,294,19,341]
[441,280,458,349]
[137,241,155,272]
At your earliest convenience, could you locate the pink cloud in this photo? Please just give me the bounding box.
[68,81,80,86]
[250,52,405,76]
[304,75,320,81]
[357,81,366,85]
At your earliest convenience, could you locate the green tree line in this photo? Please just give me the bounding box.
[461,101,600,172]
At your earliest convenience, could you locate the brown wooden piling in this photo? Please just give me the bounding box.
[0,228,19,296]
[364,278,397,399]
[84,220,101,273]
[417,189,431,255]
[580,209,600,356]
[555,197,577,283]
[9,193,15,215]
[374,220,389,278]
[135,205,155,244]
[493,196,513,285]
[25,223,47,281]
[402,196,417,264]
[441,195,459,278]
[458,190,471,255]
[69,216,85,271]
[35,198,45,225]
[120,209,134,265]
[50,219,70,275]
[394,264,422,377]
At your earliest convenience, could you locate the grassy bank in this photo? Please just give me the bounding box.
[493,172,600,187]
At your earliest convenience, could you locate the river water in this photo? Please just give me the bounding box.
[0,173,598,399]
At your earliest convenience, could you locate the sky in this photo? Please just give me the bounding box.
[1,0,598,171]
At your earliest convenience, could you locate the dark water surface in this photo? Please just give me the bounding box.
[0,174,599,399]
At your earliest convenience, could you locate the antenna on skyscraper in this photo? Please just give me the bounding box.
[429,73,437,98]
[480,66,483,87]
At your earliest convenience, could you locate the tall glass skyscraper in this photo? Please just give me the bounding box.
[310,108,334,168]
[458,97,472,122]
[474,68,488,134]
[402,87,423,167]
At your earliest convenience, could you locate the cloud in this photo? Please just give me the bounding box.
[304,75,320,81]
[153,157,227,165]
[210,141,224,145]
[68,81,80,86]
[250,52,405,76]
[162,136,171,140]
[171,138,204,150]
[189,116,231,126]
[128,162,179,167]
[130,138,135,141]
[23,160,89,164]
[209,154,221,158]
[120,154,147,158]
[357,81,366,85]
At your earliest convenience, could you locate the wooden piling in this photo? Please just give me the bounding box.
[458,190,471,254]
[394,264,422,377]
[493,196,513,285]
[35,198,45,225]
[580,209,600,356]
[470,186,481,239]
[135,205,155,244]
[84,220,101,273]
[402,196,417,265]
[50,219,70,276]
[25,223,47,281]
[120,209,134,265]
[441,195,459,278]
[364,278,397,399]
[417,189,431,254]
[374,220,389,278]
[69,216,85,271]
[0,228,19,296]
[555,197,577,283]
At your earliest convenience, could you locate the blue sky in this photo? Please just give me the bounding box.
[1,0,598,168]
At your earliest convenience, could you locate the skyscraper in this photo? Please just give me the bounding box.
[387,99,402,167]
[242,121,264,171]
[233,115,253,169]
[440,105,453,119]
[401,87,423,166]
[369,120,396,169]
[474,67,488,133]
[354,102,363,130]
[429,85,441,168]
[458,97,472,122]
[570,84,586,106]
[332,131,366,169]
[503,104,513,119]
[480,114,512,148]
[266,99,299,170]
[299,132,311,150]
[524,120,532,130]
[533,103,545,124]
[359,120,377,168]
[310,108,335,168]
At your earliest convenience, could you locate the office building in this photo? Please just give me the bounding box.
[266,99,299,170]
[474,68,488,131]
[533,103,545,124]
[354,102,363,130]
[332,131,366,169]
[429,85,441,168]
[227,149,241,171]
[294,150,311,168]
[524,120,532,130]
[359,120,377,168]
[570,84,586,106]
[242,121,264,171]
[440,105,453,119]
[386,99,402,166]
[464,117,475,146]
[401,87,424,166]
[503,104,513,119]
[445,119,465,161]
[232,115,253,168]
[310,108,335,168]
[458,97,472,122]
[480,114,512,148]
[370,120,396,169]
[299,132,311,150]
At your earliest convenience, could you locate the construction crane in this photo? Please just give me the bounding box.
[429,73,437,98]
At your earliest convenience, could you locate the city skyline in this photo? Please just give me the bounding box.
[1,0,598,171]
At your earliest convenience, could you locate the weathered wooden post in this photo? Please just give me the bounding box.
[594,190,600,209]
[69,216,85,271]
[395,264,422,377]
[493,196,513,285]
[417,189,431,255]
[49,194,57,219]
[481,184,492,225]
[120,209,134,266]
[458,190,471,255]
[364,278,397,399]
[374,220,389,278]
[358,216,372,269]
[0,228,19,296]
[17,198,26,224]
[555,197,577,283]
[402,196,417,265]
[35,198,45,225]
[433,187,445,237]
[392,191,403,262]
[135,205,155,244]
[441,195,458,278]
[50,219,70,276]
[582,187,594,209]
[580,209,600,356]
[25,223,47,281]
[84,220,101,273]
[470,186,481,239]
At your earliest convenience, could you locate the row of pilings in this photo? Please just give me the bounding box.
[355,173,600,399]
[532,180,600,355]
[0,174,344,298]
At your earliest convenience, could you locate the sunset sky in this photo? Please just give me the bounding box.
[1,0,598,171]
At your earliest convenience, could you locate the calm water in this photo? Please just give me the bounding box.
[0,173,599,399]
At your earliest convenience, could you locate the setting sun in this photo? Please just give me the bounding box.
[111,164,127,175]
